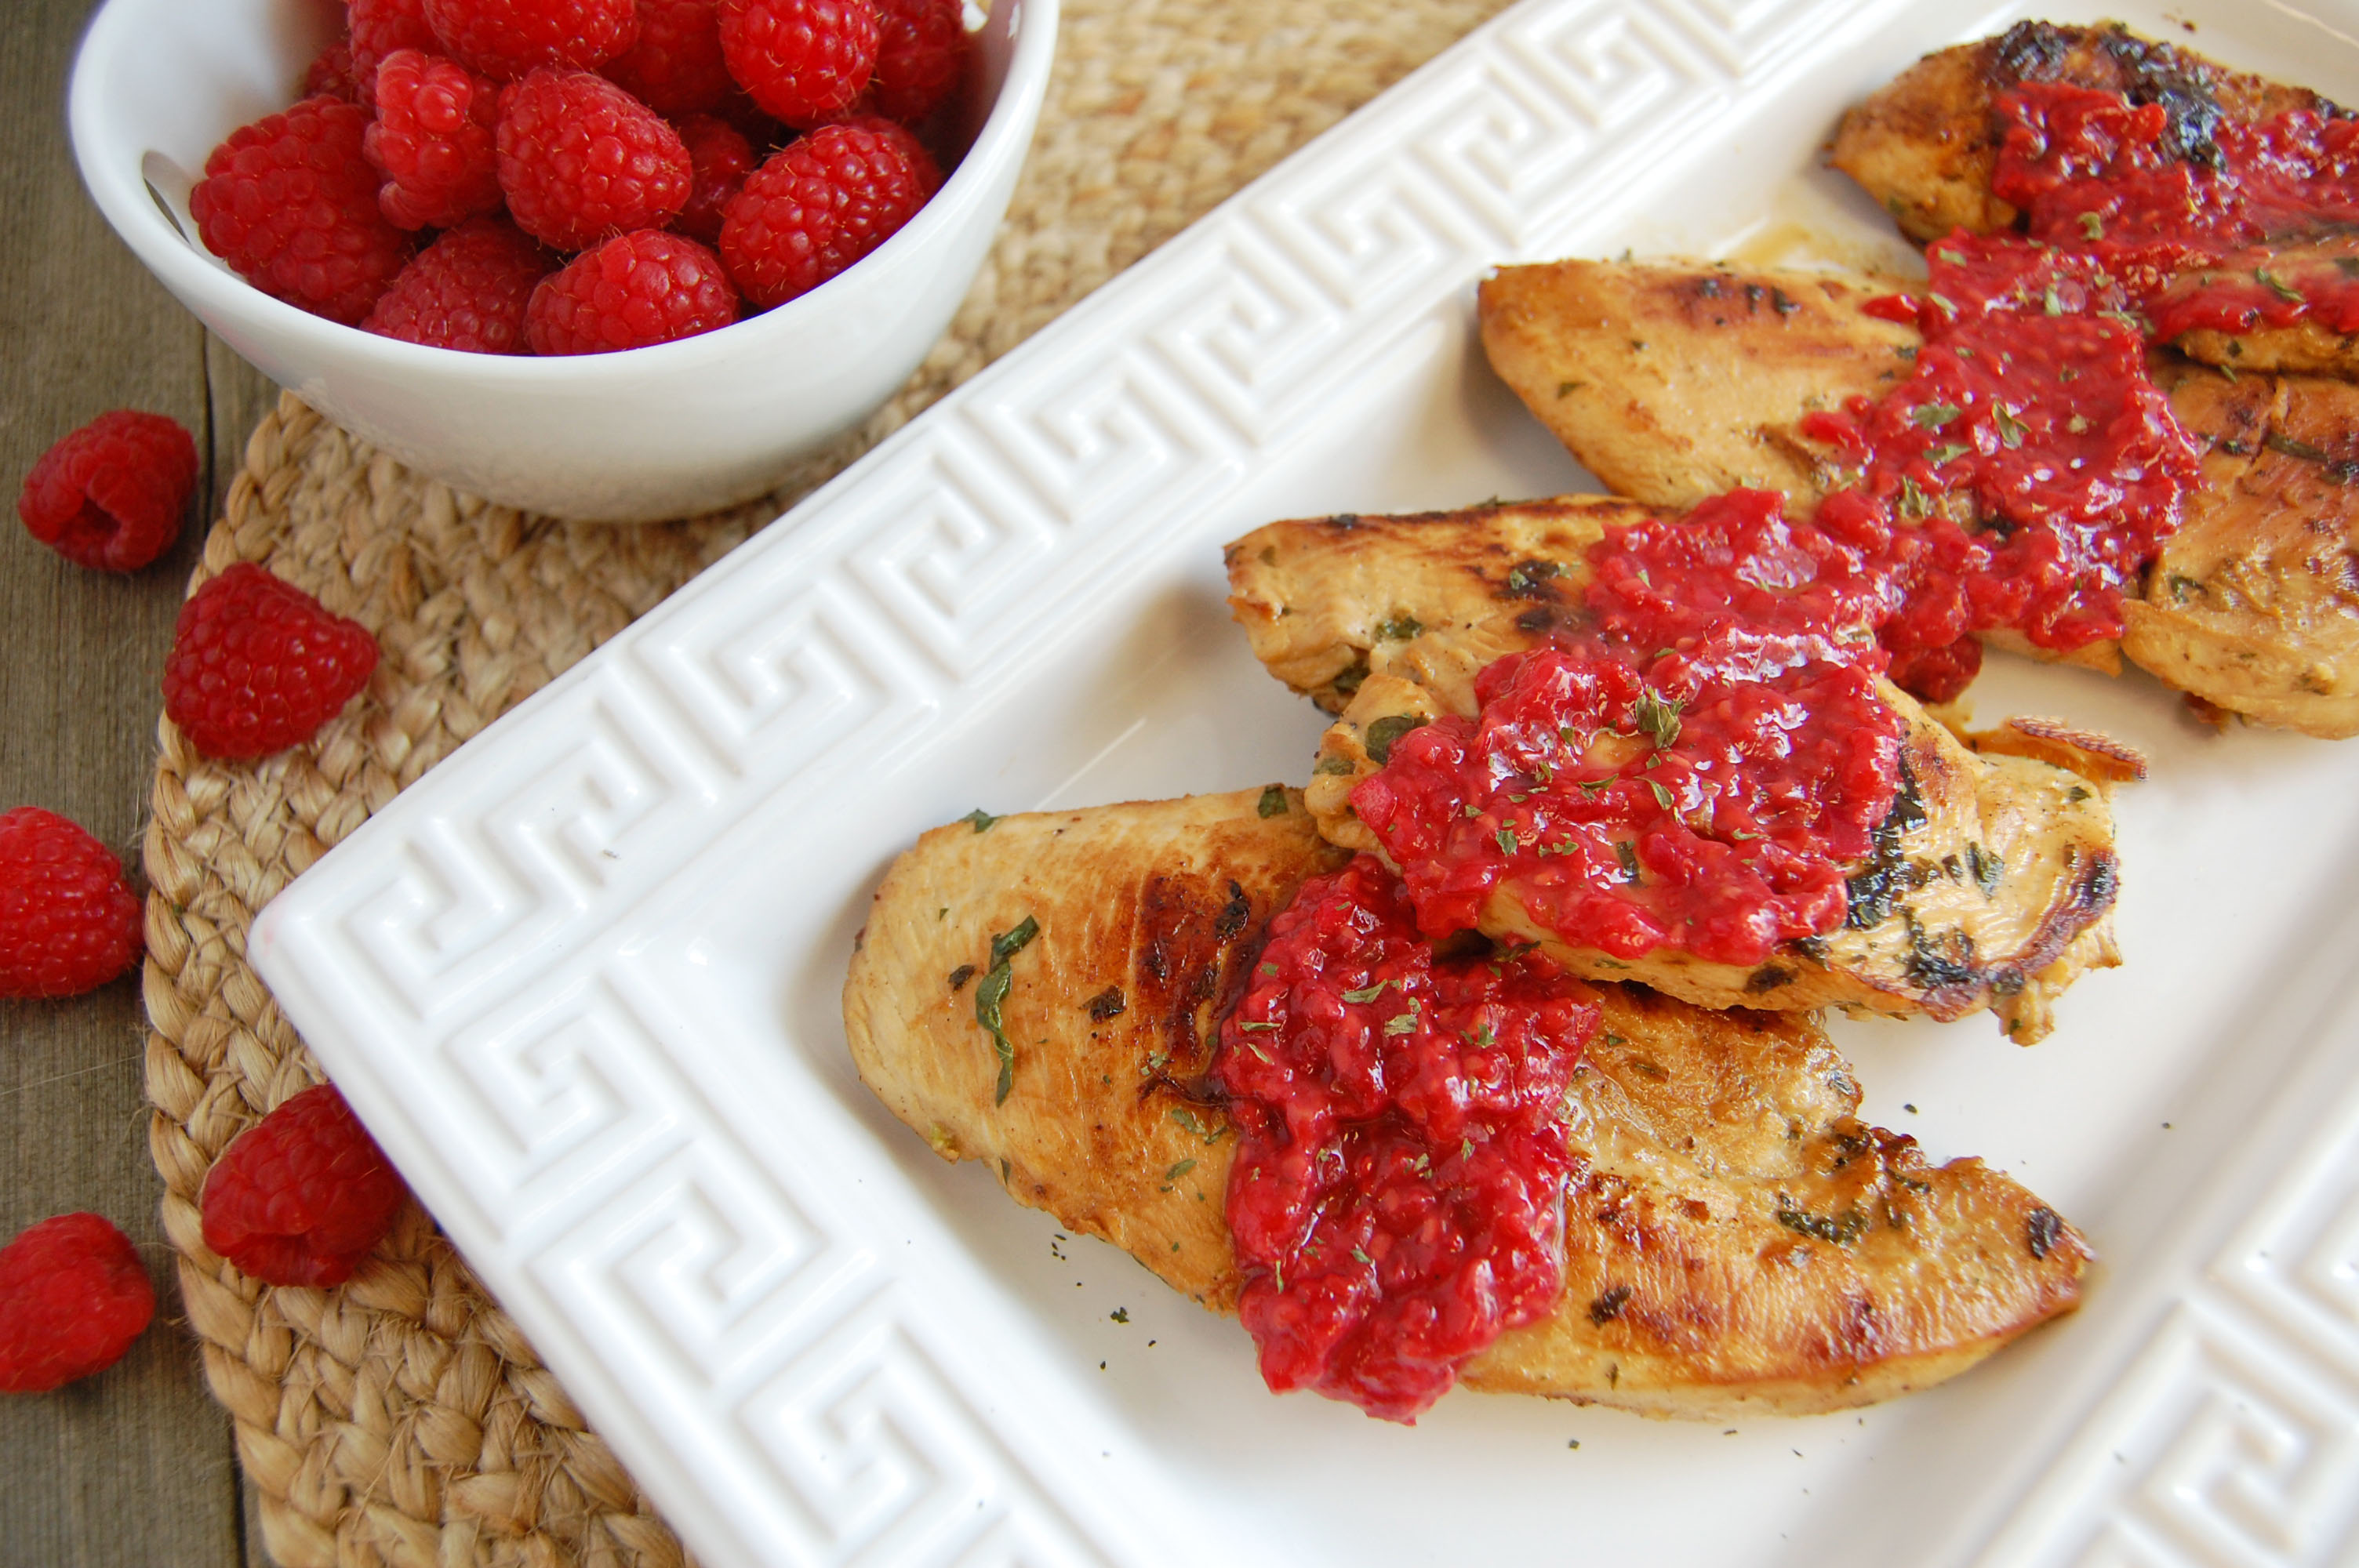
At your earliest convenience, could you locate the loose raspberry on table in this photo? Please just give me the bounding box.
[363,217,549,351]
[302,38,362,102]
[0,808,143,1000]
[527,230,740,353]
[162,564,380,760]
[497,69,693,250]
[190,96,415,325]
[17,410,198,573]
[423,0,640,78]
[0,1214,154,1394]
[868,0,965,123]
[201,1084,407,1288]
[673,113,758,242]
[720,118,937,306]
[349,0,440,107]
[718,0,878,128]
[365,49,504,229]
[602,0,734,117]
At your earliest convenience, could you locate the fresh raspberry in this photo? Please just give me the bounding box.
[497,69,693,250]
[0,1214,154,1393]
[673,113,757,242]
[0,808,143,1000]
[190,96,415,325]
[718,0,878,128]
[349,0,439,107]
[423,0,639,78]
[363,218,549,351]
[17,410,198,573]
[365,49,503,229]
[162,564,380,760]
[720,118,936,306]
[602,0,733,117]
[303,38,362,102]
[867,0,963,123]
[201,1084,407,1288]
[527,230,740,352]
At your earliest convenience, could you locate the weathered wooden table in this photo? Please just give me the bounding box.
[2,3,276,1561]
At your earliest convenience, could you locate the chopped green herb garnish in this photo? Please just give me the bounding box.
[1363,713,1426,764]
[1495,826,1520,855]
[1645,779,1674,810]
[1504,560,1563,593]
[2042,283,2064,316]
[1257,784,1289,818]
[1634,686,1682,748]
[1993,405,2029,448]
[2257,267,2305,303]
[2077,212,2104,240]
[1912,402,1960,430]
[1923,441,1970,465]
[974,915,1041,1103]
[1351,1246,1372,1265]
[1235,1019,1279,1033]
[1927,292,1957,314]
[1342,979,1392,1004]
[1170,1108,1227,1143]
[1165,1160,1197,1182]
[1615,841,1641,882]
[1383,1004,1420,1036]
[1897,474,1931,517]
[961,808,1001,833]
[1375,612,1424,641]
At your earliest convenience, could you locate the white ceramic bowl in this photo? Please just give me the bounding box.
[69,0,1056,521]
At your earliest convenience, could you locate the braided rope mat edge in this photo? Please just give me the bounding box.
[137,3,1518,1563]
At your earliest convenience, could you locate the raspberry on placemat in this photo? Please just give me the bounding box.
[674,113,758,243]
[0,1214,155,1393]
[190,96,415,325]
[602,0,735,117]
[162,564,380,760]
[527,230,741,353]
[423,0,641,78]
[17,409,198,572]
[365,49,504,230]
[496,68,694,250]
[721,118,939,306]
[364,217,550,351]
[0,807,144,1000]
[201,1084,408,1288]
[718,0,879,128]
[870,0,966,123]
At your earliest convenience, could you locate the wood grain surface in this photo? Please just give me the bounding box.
[0,3,273,1563]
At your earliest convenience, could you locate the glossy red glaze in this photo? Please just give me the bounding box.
[1210,855,1598,1421]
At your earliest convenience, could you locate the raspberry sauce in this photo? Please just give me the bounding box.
[1210,855,1598,1421]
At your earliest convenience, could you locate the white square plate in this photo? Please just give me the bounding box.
[251,2,2359,1563]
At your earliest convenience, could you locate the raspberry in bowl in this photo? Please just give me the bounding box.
[68,0,1056,521]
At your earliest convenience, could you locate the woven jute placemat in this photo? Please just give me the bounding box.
[140,2,1516,1563]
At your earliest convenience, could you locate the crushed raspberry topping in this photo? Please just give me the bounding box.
[1211,855,1598,1421]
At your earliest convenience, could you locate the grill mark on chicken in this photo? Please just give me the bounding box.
[843,791,2092,1417]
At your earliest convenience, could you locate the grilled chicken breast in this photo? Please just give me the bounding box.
[1478,258,1914,514]
[2126,361,2359,735]
[1225,499,2126,1042]
[844,789,2092,1417]
[1481,256,2359,734]
[1830,20,2335,246]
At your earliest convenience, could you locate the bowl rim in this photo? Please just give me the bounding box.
[67,0,1060,381]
